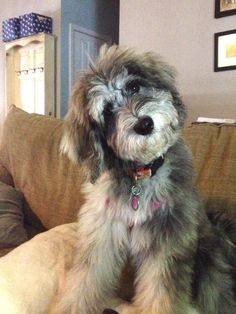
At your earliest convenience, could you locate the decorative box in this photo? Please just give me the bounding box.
[2,17,20,42]
[19,13,52,38]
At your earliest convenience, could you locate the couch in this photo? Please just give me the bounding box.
[0,106,235,313]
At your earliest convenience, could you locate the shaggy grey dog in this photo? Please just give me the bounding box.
[60,45,236,314]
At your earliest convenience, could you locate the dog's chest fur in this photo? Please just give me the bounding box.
[81,160,173,230]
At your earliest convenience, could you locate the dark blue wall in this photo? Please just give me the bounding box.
[60,0,119,117]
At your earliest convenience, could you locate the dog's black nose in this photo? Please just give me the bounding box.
[134,116,154,135]
[103,309,119,314]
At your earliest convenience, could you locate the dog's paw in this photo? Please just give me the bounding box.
[103,309,119,314]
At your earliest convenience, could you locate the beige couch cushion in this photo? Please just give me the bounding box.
[183,123,236,216]
[0,107,85,229]
[0,223,77,314]
[1,107,235,229]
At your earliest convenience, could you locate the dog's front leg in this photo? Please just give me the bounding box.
[59,212,128,314]
[117,253,199,314]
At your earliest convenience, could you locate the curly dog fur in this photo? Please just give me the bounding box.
[59,45,236,314]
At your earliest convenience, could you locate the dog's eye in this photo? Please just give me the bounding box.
[103,102,113,116]
[126,80,141,95]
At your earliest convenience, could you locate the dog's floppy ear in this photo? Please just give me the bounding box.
[138,52,177,89]
[60,77,105,182]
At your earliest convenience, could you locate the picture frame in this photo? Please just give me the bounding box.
[214,29,236,72]
[215,0,236,18]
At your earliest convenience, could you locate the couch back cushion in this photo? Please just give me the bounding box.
[183,123,236,216]
[1,107,236,229]
[0,107,85,229]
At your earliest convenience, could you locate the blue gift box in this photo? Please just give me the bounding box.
[2,17,20,42]
[19,13,52,38]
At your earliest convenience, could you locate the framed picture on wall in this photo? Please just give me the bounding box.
[215,0,236,18]
[214,29,236,71]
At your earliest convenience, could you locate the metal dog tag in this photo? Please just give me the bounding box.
[131,183,141,211]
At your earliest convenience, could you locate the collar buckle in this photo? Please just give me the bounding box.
[131,167,152,181]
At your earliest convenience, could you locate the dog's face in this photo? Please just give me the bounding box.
[61,45,186,180]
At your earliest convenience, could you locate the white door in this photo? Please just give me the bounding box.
[69,24,111,91]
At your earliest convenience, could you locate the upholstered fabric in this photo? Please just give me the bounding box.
[0,108,236,229]
[0,107,235,259]
[0,107,236,228]
[0,181,28,248]
[0,164,14,187]
[183,123,236,217]
[0,107,85,230]
[0,223,77,314]
[0,108,235,313]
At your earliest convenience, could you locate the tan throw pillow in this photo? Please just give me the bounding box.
[0,182,28,247]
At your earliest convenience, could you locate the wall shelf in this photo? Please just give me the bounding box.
[5,33,55,116]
